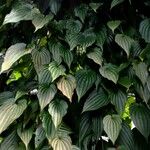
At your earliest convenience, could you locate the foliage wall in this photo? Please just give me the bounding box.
[0,0,150,149]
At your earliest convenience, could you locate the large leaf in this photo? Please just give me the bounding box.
[35,126,46,149]
[48,61,66,81]
[0,99,27,134]
[0,91,14,105]
[48,99,68,128]
[0,43,31,73]
[87,48,103,66]
[3,2,33,25]
[111,90,127,114]
[79,113,91,143]
[51,136,72,150]
[17,125,33,149]
[130,103,150,139]
[107,20,121,33]
[139,18,150,43]
[82,89,109,112]
[133,62,148,85]
[37,84,57,111]
[0,131,19,150]
[115,34,134,57]
[74,4,88,23]
[117,122,134,150]
[111,0,125,9]
[57,75,76,101]
[32,48,51,73]
[76,69,97,100]
[99,63,119,84]
[103,114,122,144]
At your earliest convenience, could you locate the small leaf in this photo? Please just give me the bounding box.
[139,18,150,43]
[87,48,103,65]
[17,125,33,149]
[51,136,72,150]
[111,0,124,9]
[49,0,61,15]
[111,90,127,114]
[48,99,68,128]
[0,99,27,134]
[76,69,97,100]
[130,104,150,140]
[89,3,103,12]
[0,91,14,105]
[72,145,80,150]
[57,75,76,101]
[82,89,109,112]
[1,43,31,73]
[48,61,66,81]
[99,63,119,84]
[37,84,57,111]
[74,4,88,22]
[103,114,122,144]
[133,62,148,85]
[107,20,121,33]
[115,34,134,57]
[35,126,46,149]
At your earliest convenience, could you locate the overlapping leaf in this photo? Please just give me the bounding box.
[0,43,31,73]
[99,63,119,84]
[139,18,150,43]
[48,99,68,128]
[111,0,125,9]
[76,69,97,100]
[103,114,122,144]
[115,34,134,57]
[37,84,57,111]
[130,103,150,139]
[107,20,121,33]
[82,89,109,112]
[48,61,66,81]
[0,99,27,134]
[57,75,76,101]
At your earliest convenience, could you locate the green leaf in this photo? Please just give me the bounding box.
[92,116,103,140]
[35,126,46,149]
[139,19,150,43]
[32,9,53,32]
[74,4,88,23]
[41,112,56,141]
[118,76,132,89]
[48,99,68,128]
[0,91,14,105]
[133,62,148,85]
[17,125,33,149]
[87,48,103,65]
[117,122,134,150]
[0,43,31,73]
[76,69,97,100]
[0,131,19,150]
[32,48,51,73]
[89,3,103,12]
[111,90,127,114]
[0,99,27,134]
[48,61,66,82]
[57,75,76,101]
[103,114,122,144]
[66,20,82,33]
[3,2,33,25]
[111,0,125,9]
[107,20,121,33]
[72,145,80,150]
[130,104,150,140]
[82,89,109,112]
[51,136,72,150]
[49,0,61,15]
[79,113,91,143]
[115,34,134,57]
[99,63,119,84]
[37,84,57,111]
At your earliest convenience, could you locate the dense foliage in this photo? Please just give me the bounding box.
[0,0,150,149]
